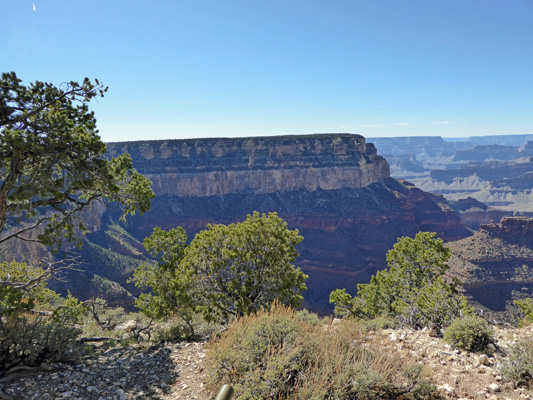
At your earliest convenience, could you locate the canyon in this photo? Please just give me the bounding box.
[372,135,533,216]
[51,134,467,313]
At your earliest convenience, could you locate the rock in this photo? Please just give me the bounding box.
[439,384,454,394]
[478,354,490,366]
[116,320,137,331]
[488,383,500,393]
[116,389,127,400]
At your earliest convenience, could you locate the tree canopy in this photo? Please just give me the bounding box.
[0,72,155,370]
[0,71,154,248]
[330,232,471,330]
[133,212,308,323]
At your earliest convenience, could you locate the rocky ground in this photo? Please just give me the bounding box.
[372,325,533,400]
[0,341,209,400]
[2,324,533,400]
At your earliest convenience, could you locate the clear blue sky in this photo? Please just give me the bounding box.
[2,1,533,142]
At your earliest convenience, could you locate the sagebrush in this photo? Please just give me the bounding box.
[443,315,494,353]
[206,303,437,399]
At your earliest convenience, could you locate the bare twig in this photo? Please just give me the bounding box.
[0,255,83,295]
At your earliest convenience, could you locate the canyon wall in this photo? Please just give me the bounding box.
[106,134,390,197]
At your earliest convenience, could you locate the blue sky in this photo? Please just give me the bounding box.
[2,1,532,142]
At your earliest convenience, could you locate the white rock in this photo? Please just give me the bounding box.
[116,319,137,331]
[439,384,454,393]
[488,383,500,393]
[478,354,490,366]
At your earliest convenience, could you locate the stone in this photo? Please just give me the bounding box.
[488,383,500,393]
[439,384,454,394]
[115,319,138,331]
[478,354,490,366]
[116,389,127,400]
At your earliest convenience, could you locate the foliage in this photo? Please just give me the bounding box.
[296,308,322,325]
[443,316,494,353]
[0,313,84,373]
[133,212,308,323]
[0,71,154,248]
[181,212,307,322]
[330,232,472,330]
[501,339,533,388]
[514,297,533,327]
[0,259,61,317]
[131,226,193,323]
[154,314,216,343]
[205,303,437,400]
[361,315,398,331]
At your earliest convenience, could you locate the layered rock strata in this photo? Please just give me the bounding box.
[107,134,391,197]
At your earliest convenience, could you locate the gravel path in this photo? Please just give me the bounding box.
[2,341,208,400]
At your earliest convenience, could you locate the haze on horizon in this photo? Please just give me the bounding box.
[2,1,532,142]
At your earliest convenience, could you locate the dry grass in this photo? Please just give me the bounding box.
[205,303,438,399]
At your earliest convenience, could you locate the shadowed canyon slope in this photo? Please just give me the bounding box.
[448,217,533,324]
[86,134,467,313]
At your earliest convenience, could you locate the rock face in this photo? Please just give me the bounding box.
[107,134,391,197]
[481,217,533,236]
[95,134,467,313]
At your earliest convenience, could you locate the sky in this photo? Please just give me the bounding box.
[2,1,533,142]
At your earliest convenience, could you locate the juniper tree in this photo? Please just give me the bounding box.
[133,212,308,323]
[330,232,472,330]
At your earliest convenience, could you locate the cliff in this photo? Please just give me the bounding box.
[480,217,533,236]
[106,134,390,197]
[75,134,463,313]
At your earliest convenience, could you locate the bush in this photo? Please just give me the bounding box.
[362,315,398,331]
[330,232,472,331]
[133,213,308,324]
[501,339,533,388]
[443,316,494,352]
[0,313,84,373]
[206,303,436,399]
[296,309,322,325]
[514,297,533,327]
[155,314,216,342]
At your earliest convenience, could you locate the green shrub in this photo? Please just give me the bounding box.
[206,303,436,399]
[296,309,322,325]
[443,316,494,352]
[514,297,533,327]
[330,232,473,331]
[362,315,398,331]
[501,339,533,388]
[155,314,215,342]
[0,313,84,373]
